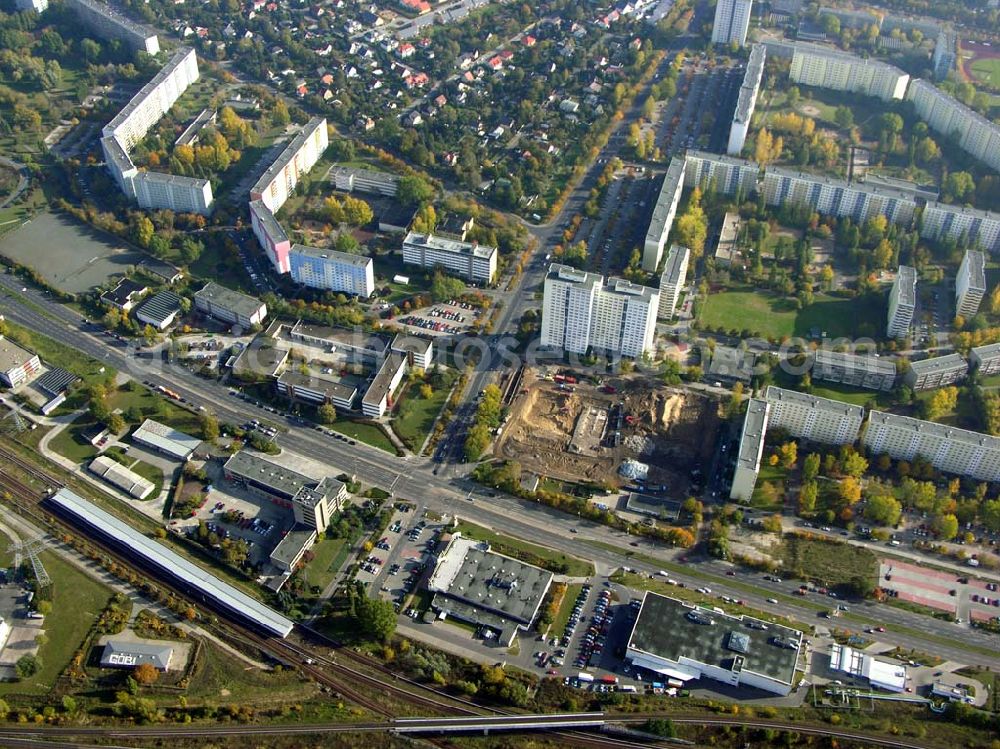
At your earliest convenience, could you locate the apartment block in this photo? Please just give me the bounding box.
[906,79,1000,174]
[933,31,957,80]
[812,349,897,391]
[250,118,330,214]
[249,199,291,274]
[712,0,753,46]
[728,45,766,156]
[657,244,690,319]
[684,150,760,196]
[763,386,864,445]
[789,43,910,101]
[903,353,968,391]
[887,265,917,338]
[761,166,916,226]
[956,250,986,318]
[401,232,497,284]
[65,0,159,54]
[970,343,1000,377]
[330,166,399,196]
[730,398,770,502]
[133,172,213,216]
[920,202,1000,254]
[193,282,267,329]
[863,411,1000,482]
[643,156,686,272]
[288,245,376,298]
[15,0,48,12]
[541,264,659,358]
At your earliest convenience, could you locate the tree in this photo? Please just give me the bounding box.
[15,654,39,679]
[923,386,958,421]
[864,493,902,526]
[727,381,744,419]
[803,453,820,482]
[879,113,903,152]
[838,476,861,505]
[932,513,959,541]
[419,383,433,399]
[982,499,1000,532]
[133,662,159,686]
[841,451,868,479]
[989,284,1000,315]
[833,105,854,129]
[268,98,290,127]
[334,233,361,254]
[915,137,940,165]
[778,441,797,469]
[645,719,677,738]
[61,695,77,714]
[342,196,374,226]
[199,412,220,442]
[107,412,126,434]
[318,403,337,424]
[131,215,154,249]
[799,482,818,514]
[142,324,159,346]
[942,171,976,204]
[397,175,434,206]
[355,592,397,641]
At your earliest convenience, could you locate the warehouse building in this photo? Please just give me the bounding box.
[132,419,202,461]
[88,456,155,500]
[626,593,802,696]
[134,290,183,331]
[904,354,967,391]
[194,282,268,329]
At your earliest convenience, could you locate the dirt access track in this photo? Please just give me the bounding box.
[497,370,721,490]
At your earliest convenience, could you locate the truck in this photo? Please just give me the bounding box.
[600,675,620,685]
[577,672,595,683]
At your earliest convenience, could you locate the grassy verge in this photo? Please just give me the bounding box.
[3,320,113,387]
[184,639,318,704]
[454,521,595,576]
[778,535,879,589]
[299,537,348,593]
[328,420,397,453]
[393,374,456,451]
[551,583,583,636]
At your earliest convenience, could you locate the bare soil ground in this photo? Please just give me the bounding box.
[497,370,721,490]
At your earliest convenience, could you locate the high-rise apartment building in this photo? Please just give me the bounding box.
[288,245,375,298]
[684,151,760,196]
[728,45,766,156]
[64,0,159,54]
[251,118,330,214]
[712,0,753,46]
[541,264,659,358]
[401,232,498,284]
[789,43,910,102]
[657,245,690,320]
[643,157,686,272]
[730,398,769,501]
[906,79,1000,174]
[956,250,986,318]
[933,31,957,81]
[920,202,1000,254]
[761,167,917,226]
[887,266,917,339]
[763,386,864,445]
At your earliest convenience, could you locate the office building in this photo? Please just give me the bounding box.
[789,44,910,101]
[287,321,389,363]
[0,336,41,388]
[276,369,359,410]
[971,343,1000,377]
[887,266,917,339]
[956,250,986,318]
[730,398,769,502]
[249,200,292,274]
[133,172,213,216]
[920,202,1000,254]
[685,151,760,197]
[763,386,864,445]
[729,45,766,155]
[904,354,968,391]
[906,79,1000,174]
[712,0,753,47]
[330,166,399,196]
[863,410,1000,482]
[391,333,434,369]
[541,264,659,358]
[251,118,329,214]
[194,282,268,329]
[658,244,690,319]
[933,31,957,80]
[428,533,554,647]
[643,156,686,272]
[626,592,803,696]
[361,352,408,418]
[762,167,917,226]
[812,350,897,391]
[289,245,376,297]
[829,644,906,693]
[402,232,498,284]
[65,0,159,54]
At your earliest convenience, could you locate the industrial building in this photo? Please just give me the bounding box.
[47,488,294,638]
[330,166,399,196]
[906,79,1000,175]
[730,398,769,502]
[862,411,1000,482]
[88,456,155,500]
[132,419,202,461]
[134,290,182,331]
[971,343,1000,377]
[626,593,802,696]
[956,250,986,318]
[811,350,897,391]
[428,533,554,647]
[64,0,159,54]
[642,157,686,272]
[789,43,910,101]
[763,386,864,445]
[728,45,766,156]
[541,264,659,359]
[401,232,498,284]
[684,151,760,197]
[657,244,690,319]
[887,266,917,339]
[194,282,268,329]
[904,353,968,391]
[712,0,753,47]
[0,336,41,388]
[920,202,1000,254]
[288,245,376,297]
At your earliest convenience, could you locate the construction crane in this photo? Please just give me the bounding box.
[11,536,50,589]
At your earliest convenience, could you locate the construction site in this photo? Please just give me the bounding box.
[496,369,722,491]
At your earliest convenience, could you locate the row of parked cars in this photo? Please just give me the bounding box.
[399,315,461,334]
[575,588,613,669]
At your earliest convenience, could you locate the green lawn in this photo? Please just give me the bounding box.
[778,535,878,590]
[299,537,348,592]
[970,57,1000,88]
[551,583,583,636]
[806,382,885,408]
[392,373,457,451]
[750,463,787,510]
[701,288,883,340]
[453,521,595,577]
[49,415,100,463]
[328,420,397,453]
[3,320,113,387]
[184,639,318,704]
[0,551,113,696]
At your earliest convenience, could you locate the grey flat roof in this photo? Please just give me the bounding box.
[195,282,264,318]
[909,353,967,375]
[814,349,897,375]
[764,165,919,204]
[645,157,685,246]
[736,398,769,473]
[102,135,135,174]
[792,41,905,75]
[270,527,317,567]
[734,45,765,124]
[971,342,1000,361]
[660,245,690,286]
[604,276,658,302]
[403,232,497,260]
[546,263,600,289]
[290,243,373,268]
[135,290,182,326]
[624,493,682,520]
[224,450,315,499]
[47,488,293,638]
[290,321,388,355]
[686,149,760,171]
[0,336,37,373]
[925,200,1000,224]
[866,409,1000,450]
[251,117,327,196]
[232,335,288,378]
[249,200,288,244]
[278,369,359,402]
[391,332,433,356]
[709,346,755,380]
[362,352,406,407]
[69,0,158,38]
[764,385,865,419]
[628,592,801,686]
[132,419,201,460]
[134,171,209,189]
[330,165,398,185]
[105,48,195,135]
[964,250,986,292]
[909,79,999,133]
[895,266,917,308]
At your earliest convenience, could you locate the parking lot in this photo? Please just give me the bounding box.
[397,301,480,337]
[355,505,437,611]
[879,559,1000,623]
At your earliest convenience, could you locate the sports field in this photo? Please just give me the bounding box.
[970,57,1000,88]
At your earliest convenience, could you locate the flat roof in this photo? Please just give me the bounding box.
[289,320,389,355]
[604,276,658,301]
[329,165,398,185]
[971,342,1000,361]
[47,488,293,638]
[232,335,288,378]
[69,0,158,39]
[660,245,690,286]
[546,263,600,288]
[645,157,685,246]
[251,117,327,196]
[866,409,1000,450]
[134,171,209,190]
[764,165,919,204]
[278,369,359,402]
[791,40,904,73]
[686,149,760,171]
[135,290,182,326]
[403,232,497,260]
[391,332,433,356]
[102,135,135,174]
[0,336,37,373]
[764,385,865,419]
[427,535,553,626]
[908,79,1000,134]
[624,493,682,520]
[105,48,196,136]
[734,45,765,124]
[362,352,406,407]
[908,353,967,375]
[963,250,986,292]
[895,266,917,308]
[132,419,201,460]
[195,282,265,318]
[925,200,1000,224]
[736,398,769,474]
[814,349,897,375]
[270,527,317,567]
[249,200,289,244]
[224,450,316,499]
[628,592,801,686]
[290,243,373,268]
[709,346,755,380]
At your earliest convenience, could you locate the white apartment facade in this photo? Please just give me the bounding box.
[789,44,910,102]
[921,202,1000,254]
[658,244,690,319]
[863,411,1000,482]
[971,343,1000,377]
[904,354,968,391]
[288,245,376,298]
[887,265,917,338]
[402,232,498,284]
[761,167,917,226]
[712,0,753,46]
[763,386,864,445]
[684,150,760,196]
[330,166,399,196]
[906,79,1000,173]
[65,0,159,54]
[643,156,686,272]
[250,118,330,214]
[730,398,769,501]
[956,250,986,318]
[133,172,213,216]
[728,45,766,156]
